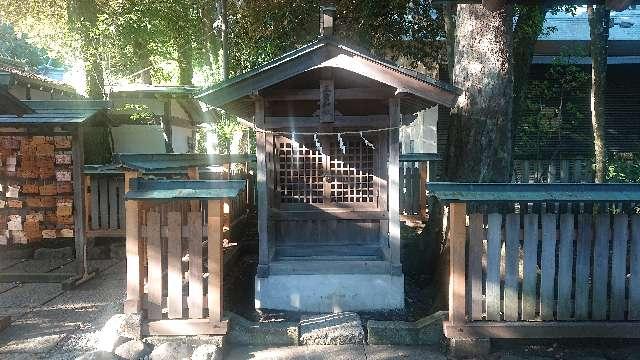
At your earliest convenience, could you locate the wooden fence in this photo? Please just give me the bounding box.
[124,179,245,336]
[512,159,593,183]
[430,182,640,340]
[84,166,255,239]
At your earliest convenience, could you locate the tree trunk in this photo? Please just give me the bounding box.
[446,4,514,183]
[67,0,104,100]
[443,3,456,81]
[177,40,194,85]
[512,5,546,154]
[588,5,609,183]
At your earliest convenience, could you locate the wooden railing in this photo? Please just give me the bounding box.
[429,182,640,340]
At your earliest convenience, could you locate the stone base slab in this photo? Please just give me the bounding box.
[255,273,404,312]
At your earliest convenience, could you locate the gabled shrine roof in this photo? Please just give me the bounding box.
[196,37,461,118]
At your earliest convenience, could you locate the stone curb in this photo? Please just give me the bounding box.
[367,311,447,345]
[227,312,299,346]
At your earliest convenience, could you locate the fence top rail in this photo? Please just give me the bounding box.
[399,153,441,162]
[428,182,640,202]
[114,153,257,171]
[126,179,246,200]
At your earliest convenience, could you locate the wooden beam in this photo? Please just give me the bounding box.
[319,79,335,123]
[444,321,640,339]
[269,209,388,221]
[264,115,388,129]
[264,88,393,101]
[388,98,401,274]
[255,98,270,278]
[72,127,87,278]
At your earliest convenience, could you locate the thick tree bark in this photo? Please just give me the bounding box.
[446,4,514,183]
[512,5,546,153]
[588,5,609,183]
[443,3,456,80]
[67,0,105,99]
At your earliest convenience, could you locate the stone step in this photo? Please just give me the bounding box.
[299,312,364,345]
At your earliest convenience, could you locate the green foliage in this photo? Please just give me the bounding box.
[517,54,590,159]
[0,22,63,68]
[115,103,157,124]
[607,153,640,183]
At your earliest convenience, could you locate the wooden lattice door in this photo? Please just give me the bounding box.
[273,132,386,254]
[275,134,381,209]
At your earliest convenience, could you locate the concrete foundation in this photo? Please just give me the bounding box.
[255,273,404,312]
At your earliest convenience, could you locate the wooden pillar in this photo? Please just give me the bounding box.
[207,199,224,322]
[72,127,87,278]
[255,98,269,278]
[449,202,467,325]
[388,97,402,274]
[124,171,143,314]
[83,175,91,234]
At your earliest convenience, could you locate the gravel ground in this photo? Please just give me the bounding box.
[0,258,124,359]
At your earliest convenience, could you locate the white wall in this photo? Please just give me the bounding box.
[401,106,437,154]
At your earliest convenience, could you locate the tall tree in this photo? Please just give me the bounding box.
[67,0,104,99]
[217,0,229,80]
[588,5,610,183]
[446,4,514,183]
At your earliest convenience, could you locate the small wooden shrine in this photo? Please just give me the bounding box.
[197,9,460,311]
[0,99,108,286]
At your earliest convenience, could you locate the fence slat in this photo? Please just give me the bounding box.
[522,214,539,320]
[630,215,640,320]
[540,213,557,320]
[575,214,593,320]
[468,213,484,320]
[90,176,100,229]
[557,213,574,320]
[147,211,162,320]
[486,213,502,321]
[108,178,118,230]
[167,211,182,319]
[504,214,520,321]
[592,214,610,320]
[118,177,125,229]
[188,211,204,318]
[99,178,109,229]
[610,213,628,320]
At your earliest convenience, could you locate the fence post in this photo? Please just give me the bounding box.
[419,162,428,219]
[449,202,467,325]
[124,171,142,314]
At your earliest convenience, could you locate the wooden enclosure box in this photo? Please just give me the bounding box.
[124,179,245,335]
